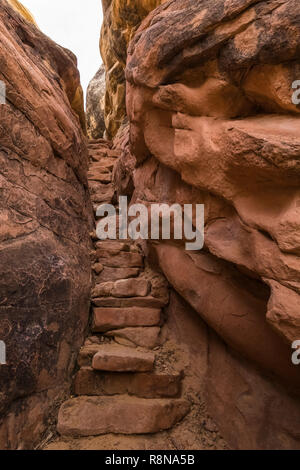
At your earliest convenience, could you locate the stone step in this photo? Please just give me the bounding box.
[92,279,150,298]
[89,180,112,191]
[95,240,131,252]
[88,171,112,183]
[89,182,114,203]
[104,149,121,158]
[57,395,190,437]
[90,164,114,173]
[95,266,140,283]
[88,151,110,159]
[90,158,116,170]
[74,367,182,398]
[88,149,118,159]
[92,343,155,372]
[106,326,161,349]
[92,306,161,332]
[92,296,167,309]
[96,250,143,268]
[88,147,109,154]
[89,164,111,172]
[88,138,112,147]
[88,146,109,152]
[90,154,107,163]
[88,149,112,155]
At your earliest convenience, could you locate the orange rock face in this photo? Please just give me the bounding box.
[124,0,300,449]
[57,395,190,437]
[100,0,166,138]
[7,0,37,24]
[0,2,91,449]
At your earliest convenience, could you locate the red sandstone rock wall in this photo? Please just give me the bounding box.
[119,0,300,449]
[0,2,92,449]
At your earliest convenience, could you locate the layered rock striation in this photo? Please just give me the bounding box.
[7,0,37,25]
[2,0,300,451]
[120,0,300,449]
[100,0,166,138]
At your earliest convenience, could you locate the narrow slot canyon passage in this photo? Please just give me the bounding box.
[47,138,228,450]
[0,0,300,451]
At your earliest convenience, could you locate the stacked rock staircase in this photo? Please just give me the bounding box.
[56,139,190,439]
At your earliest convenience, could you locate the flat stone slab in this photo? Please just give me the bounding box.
[57,396,190,437]
[92,307,161,332]
[96,250,143,268]
[92,344,155,372]
[90,158,116,170]
[92,296,166,309]
[95,240,131,252]
[92,278,150,298]
[112,279,150,298]
[106,327,161,349]
[96,267,140,283]
[74,368,182,398]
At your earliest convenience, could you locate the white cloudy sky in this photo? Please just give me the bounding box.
[21,0,103,96]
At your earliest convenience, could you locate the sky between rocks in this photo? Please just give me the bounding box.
[21,0,103,98]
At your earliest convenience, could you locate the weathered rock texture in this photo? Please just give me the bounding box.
[7,0,37,24]
[100,0,167,138]
[44,137,223,451]
[58,396,190,437]
[86,65,106,139]
[123,0,300,449]
[0,1,91,449]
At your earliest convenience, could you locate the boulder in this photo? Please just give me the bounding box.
[92,306,161,332]
[92,296,166,308]
[86,65,106,139]
[92,278,149,298]
[92,344,155,372]
[96,250,143,268]
[112,279,150,297]
[106,327,161,349]
[74,368,181,398]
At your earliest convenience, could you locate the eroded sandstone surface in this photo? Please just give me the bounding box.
[120,0,300,449]
[0,1,91,449]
